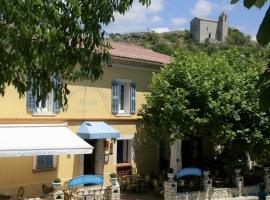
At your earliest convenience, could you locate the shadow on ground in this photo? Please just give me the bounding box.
[120,192,163,200]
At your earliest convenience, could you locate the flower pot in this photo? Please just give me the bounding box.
[168,173,174,181]
[234,169,241,176]
[180,180,184,187]
[110,177,119,187]
[52,182,61,191]
[264,167,270,174]
[203,171,210,178]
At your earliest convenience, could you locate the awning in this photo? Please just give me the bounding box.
[77,121,120,139]
[0,123,93,157]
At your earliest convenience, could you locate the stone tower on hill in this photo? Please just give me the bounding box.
[190,12,228,43]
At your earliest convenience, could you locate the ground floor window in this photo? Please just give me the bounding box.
[34,155,55,170]
[117,140,132,164]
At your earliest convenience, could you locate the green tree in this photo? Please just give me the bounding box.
[0,0,150,109]
[139,49,270,164]
[226,28,252,46]
[152,43,174,55]
[231,0,270,46]
[230,1,270,111]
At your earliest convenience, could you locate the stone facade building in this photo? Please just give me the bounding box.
[190,12,228,43]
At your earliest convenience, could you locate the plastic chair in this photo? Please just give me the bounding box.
[9,187,25,200]
[42,184,53,196]
[118,177,128,192]
[63,181,84,200]
[140,175,151,192]
[152,179,162,196]
[126,177,137,192]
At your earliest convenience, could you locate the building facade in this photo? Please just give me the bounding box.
[190,12,228,43]
[0,42,170,197]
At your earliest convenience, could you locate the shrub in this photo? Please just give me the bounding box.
[53,178,61,183]
[110,173,118,178]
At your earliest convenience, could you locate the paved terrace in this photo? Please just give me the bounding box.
[120,193,270,200]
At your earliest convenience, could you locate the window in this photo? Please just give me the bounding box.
[112,80,136,115]
[117,140,132,164]
[36,90,54,113]
[33,155,55,170]
[27,76,61,114]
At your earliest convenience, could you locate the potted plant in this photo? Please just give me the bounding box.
[234,169,241,176]
[110,173,119,186]
[203,170,210,178]
[168,168,174,181]
[52,178,61,191]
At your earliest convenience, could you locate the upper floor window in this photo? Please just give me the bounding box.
[112,79,136,115]
[27,76,61,115]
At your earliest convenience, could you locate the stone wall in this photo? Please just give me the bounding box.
[163,168,270,200]
[164,185,258,200]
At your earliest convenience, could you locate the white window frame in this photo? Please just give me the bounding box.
[115,136,133,165]
[34,90,54,115]
[116,79,132,115]
[32,155,57,170]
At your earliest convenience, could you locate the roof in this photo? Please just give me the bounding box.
[192,17,218,24]
[109,41,171,64]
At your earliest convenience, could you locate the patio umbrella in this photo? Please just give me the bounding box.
[170,139,182,173]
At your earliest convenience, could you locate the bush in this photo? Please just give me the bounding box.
[110,173,118,178]
[53,178,61,183]
[168,168,174,174]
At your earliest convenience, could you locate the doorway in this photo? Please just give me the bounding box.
[84,139,97,175]
[182,137,203,168]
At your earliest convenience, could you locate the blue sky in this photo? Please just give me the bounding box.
[105,0,269,39]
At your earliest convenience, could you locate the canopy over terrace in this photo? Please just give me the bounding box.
[0,123,93,157]
[77,121,120,139]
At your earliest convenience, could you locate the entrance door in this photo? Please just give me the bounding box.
[84,139,97,175]
[182,137,203,168]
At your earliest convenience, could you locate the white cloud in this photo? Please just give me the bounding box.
[251,35,257,41]
[150,27,170,33]
[171,17,188,26]
[218,0,235,12]
[191,0,214,18]
[152,15,162,23]
[105,0,164,33]
[191,0,235,18]
[147,0,164,12]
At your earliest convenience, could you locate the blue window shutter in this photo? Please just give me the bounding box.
[130,82,136,114]
[37,156,45,169]
[45,155,54,168]
[27,84,37,112]
[112,80,119,114]
[53,75,61,113]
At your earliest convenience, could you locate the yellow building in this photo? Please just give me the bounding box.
[0,42,170,197]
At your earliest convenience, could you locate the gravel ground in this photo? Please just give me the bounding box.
[120,193,270,200]
[120,192,162,200]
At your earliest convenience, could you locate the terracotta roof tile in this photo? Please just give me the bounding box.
[109,41,171,64]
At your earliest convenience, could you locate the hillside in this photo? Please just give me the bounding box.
[109,29,269,59]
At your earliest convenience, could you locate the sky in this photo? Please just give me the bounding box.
[105,0,269,39]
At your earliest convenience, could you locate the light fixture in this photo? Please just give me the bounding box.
[104,154,109,162]
[109,142,114,155]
